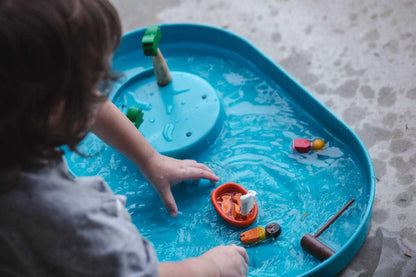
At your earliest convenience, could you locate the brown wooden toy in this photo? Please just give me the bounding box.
[300,199,355,261]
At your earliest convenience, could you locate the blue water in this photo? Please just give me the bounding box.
[65,43,369,276]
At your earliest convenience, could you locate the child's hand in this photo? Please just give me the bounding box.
[159,244,249,277]
[89,100,219,216]
[199,245,249,277]
[141,152,220,216]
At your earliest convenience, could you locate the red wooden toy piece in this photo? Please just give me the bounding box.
[293,138,311,153]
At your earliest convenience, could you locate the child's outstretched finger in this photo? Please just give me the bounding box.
[184,162,219,182]
[158,186,178,217]
[182,159,217,175]
[183,167,219,183]
[192,162,216,174]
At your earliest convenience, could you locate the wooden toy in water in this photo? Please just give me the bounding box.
[293,138,326,153]
[211,182,258,228]
[240,222,282,245]
[301,199,355,261]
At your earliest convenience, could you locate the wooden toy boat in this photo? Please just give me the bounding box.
[211,182,258,228]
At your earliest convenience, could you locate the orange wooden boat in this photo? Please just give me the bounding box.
[211,182,258,228]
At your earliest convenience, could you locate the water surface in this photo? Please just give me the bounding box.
[66,44,369,276]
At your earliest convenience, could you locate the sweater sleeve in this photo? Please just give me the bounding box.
[48,176,159,277]
[0,162,159,277]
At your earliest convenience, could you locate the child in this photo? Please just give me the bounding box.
[0,0,248,276]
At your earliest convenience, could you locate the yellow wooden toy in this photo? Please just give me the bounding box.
[240,227,266,245]
[311,139,326,151]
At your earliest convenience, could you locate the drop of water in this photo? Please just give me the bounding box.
[166,105,173,115]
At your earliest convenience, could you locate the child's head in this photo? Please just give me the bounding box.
[0,0,121,168]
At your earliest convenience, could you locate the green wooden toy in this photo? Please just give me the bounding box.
[141,25,172,86]
[127,106,144,128]
[141,25,162,56]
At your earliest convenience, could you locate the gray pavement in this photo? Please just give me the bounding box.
[110,0,416,275]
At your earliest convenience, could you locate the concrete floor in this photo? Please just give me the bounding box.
[110,0,416,275]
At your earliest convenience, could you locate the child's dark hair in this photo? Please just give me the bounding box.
[0,0,122,169]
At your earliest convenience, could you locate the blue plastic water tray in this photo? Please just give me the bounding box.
[65,24,375,276]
